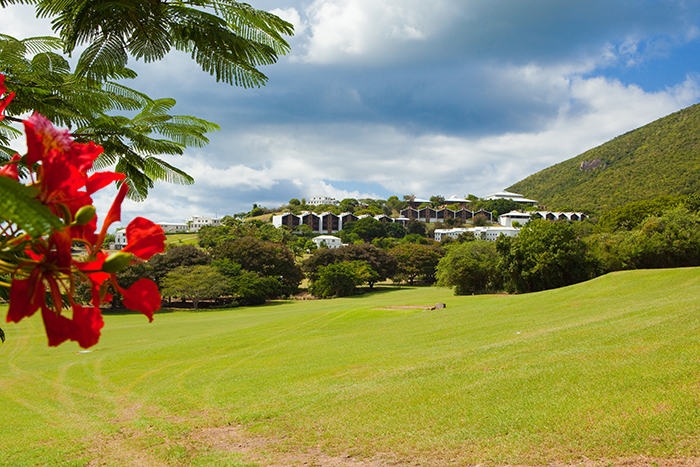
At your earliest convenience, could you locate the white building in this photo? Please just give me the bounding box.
[113,229,128,250]
[185,215,221,232]
[307,196,337,206]
[158,222,189,233]
[484,191,538,204]
[498,211,533,227]
[434,226,520,242]
[498,210,588,227]
[312,235,343,249]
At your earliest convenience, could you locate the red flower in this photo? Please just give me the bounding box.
[0,154,21,180]
[5,113,164,348]
[122,217,167,260]
[41,306,75,347]
[0,73,14,119]
[71,304,104,348]
[118,279,161,322]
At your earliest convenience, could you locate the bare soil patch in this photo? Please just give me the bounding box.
[191,426,700,467]
[192,425,392,466]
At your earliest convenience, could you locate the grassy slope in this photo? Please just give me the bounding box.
[2,268,700,466]
[164,233,199,246]
[508,103,700,213]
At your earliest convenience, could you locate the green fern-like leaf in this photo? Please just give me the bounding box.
[0,177,64,237]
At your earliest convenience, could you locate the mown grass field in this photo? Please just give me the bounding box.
[2,268,700,466]
[164,233,199,247]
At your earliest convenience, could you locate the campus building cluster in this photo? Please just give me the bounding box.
[272,211,403,233]
[111,191,588,249]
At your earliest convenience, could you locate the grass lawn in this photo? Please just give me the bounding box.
[2,268,700,466]
[164,233,199,247]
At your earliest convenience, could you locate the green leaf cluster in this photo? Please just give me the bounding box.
[0,33,220,199]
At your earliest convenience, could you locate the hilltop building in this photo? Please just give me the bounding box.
[399,207,493,223]
[434,226,520,242]
[185,215,221,232]
[157,222,189,233]
[308,196,338,206]
[498,210,588,227]
[312,235,343,249]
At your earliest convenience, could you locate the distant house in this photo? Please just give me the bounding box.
[399,207,492,224]
[498,210,587,226]
[498,211,533,227]
[308,196,337,206]
[113,229,127,250]
[185,215,221,232]
[434,226,520,242]
[158,222,189,233]
[312,235,342,249]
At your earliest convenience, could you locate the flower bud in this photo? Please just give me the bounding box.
[73,205,96,226]
[102,251,134,273]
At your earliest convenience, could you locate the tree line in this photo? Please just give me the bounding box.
[106,194,700,308]
[437,195,700,294]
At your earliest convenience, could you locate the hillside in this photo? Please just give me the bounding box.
[508,102,700,213]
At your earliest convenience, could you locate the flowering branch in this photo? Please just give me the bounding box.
[0,73,165,348]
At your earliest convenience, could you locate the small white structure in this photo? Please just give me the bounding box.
[185,215,221,232]
[484,191,538,204]
[308,196,337,206]
[312,235,342,249]
[499,211,533,227]
[158,222,189,233]
[114,229,128,250]
[434,226,519,242]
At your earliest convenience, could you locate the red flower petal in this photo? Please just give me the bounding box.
[0,154,21,180]
[100,183,129,236]
[0,74,14,120]
[122,217,166,260]
[41,305,75,347]
[120,278,160,322]
[71,303,104,348]
[86,172,126,195]
[7,271,44,323]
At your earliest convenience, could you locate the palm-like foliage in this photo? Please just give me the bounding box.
[1,0,294,86]
[0,34,220,199]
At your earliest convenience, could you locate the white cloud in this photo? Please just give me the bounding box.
[160,68,699,216]
[270,7,307,37]
[296,0,448,64]
[1,5,54,38]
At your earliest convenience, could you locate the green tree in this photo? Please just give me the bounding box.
[350,216,386,242]
[385,222,407,239]
[390,243,444,285]
[436,241,501,295]
[211,236,302,295]
[496,220,594,293]
[624,207,700,269]
[230,271,281,305]
[596,196,682,232]
[430,195,446,208]
[406,219,427,236]
[303,243,397,289]
[161,264,228,309]
[476,198,521,217]
[338,198,359,213]
[148,244,211,286]
[309,261,367,298]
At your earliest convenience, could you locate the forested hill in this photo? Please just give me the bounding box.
[508,102,700,213]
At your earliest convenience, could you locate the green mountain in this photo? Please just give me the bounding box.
[508,102,700,213]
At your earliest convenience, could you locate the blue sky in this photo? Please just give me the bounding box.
[4,1,700,227]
